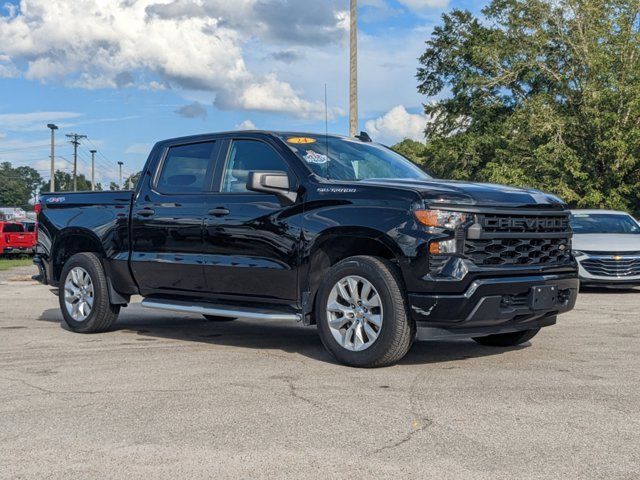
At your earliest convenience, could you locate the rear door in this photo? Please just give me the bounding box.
[201,137,302,302]
[130,140,221,295]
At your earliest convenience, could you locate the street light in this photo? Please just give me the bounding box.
[47,124,58,192]
[89,150,97,191]
[118,161,124,190]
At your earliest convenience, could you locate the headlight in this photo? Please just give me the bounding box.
[415,209,468,254]
[572,250,585,257]
[414,209,468,230]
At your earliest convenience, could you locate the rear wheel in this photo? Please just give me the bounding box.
[59,253,120,333]
[472,328,540,347]
[315,256,414,368]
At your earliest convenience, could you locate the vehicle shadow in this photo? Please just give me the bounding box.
[38,306,529,366]
[580,286,640,294]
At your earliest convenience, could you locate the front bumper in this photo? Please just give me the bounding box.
[408,273,579,338]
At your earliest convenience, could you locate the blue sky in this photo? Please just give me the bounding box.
[0,0,488,185]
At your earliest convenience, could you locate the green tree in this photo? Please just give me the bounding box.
[39,170,99,193]
[124,171,141,189]
[392,139,429,165]
[415,0,640,214]
[0,162,42,209]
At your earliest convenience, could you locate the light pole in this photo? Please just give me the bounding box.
[118,161,124,190]
[47,124,58,192]
[89,150,97,191]
[349,0,358,137]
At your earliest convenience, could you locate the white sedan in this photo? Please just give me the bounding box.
[571,210,640,287]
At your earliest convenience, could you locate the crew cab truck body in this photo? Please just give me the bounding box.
[34,131,579,367]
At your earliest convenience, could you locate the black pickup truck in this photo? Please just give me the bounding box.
[34,131,579,367]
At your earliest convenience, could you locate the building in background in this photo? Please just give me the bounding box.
[0,207,27,221]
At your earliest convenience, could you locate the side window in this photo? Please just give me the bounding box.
[156,141,216,194]
[222,140,290,193]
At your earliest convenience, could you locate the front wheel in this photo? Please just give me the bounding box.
[472,328,540,347]
[315,256,414,368]
[59,253,120,333]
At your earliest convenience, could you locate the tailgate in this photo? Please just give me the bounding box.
[6,232,34,248]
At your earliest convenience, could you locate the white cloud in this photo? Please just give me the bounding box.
[217,74,343,120]
[0,0,345,120]
[397,0,449,10]
[365,105,428,145]
[0,111,83,131]
[0,54,18,78]
[235,120,257,130]
[175,101,208,120]
[125,143,153,155]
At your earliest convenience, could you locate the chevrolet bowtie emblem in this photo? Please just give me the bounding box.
[613,255,622,261]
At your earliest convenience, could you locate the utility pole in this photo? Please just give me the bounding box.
[349,0,358,137]
[89,150,97,191]
[118,161,124,190]
[66,133,87,191]
[47,124,58,192]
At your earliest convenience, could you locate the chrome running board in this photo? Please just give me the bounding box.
[141,298,301,321]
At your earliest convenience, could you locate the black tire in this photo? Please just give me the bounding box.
[58,253,120,333]
[472,328,540,347]
[315,256,414,368]
[202,315,236,322]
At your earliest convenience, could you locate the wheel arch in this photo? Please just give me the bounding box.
[51,228,106,283]
[303,228,405,323]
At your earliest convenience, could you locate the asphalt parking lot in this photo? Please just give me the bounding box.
[1,265,639,479]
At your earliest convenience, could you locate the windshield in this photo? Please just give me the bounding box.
[282,135,431,181]
[570,213,640,234]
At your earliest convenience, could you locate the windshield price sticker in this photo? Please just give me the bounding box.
[287,137,317,144]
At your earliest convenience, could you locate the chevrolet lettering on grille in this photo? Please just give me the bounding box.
[482,217,568,231]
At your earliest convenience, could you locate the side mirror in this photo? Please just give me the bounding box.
[247,171,297,203]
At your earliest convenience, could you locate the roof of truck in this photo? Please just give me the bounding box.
[155,130,365,146]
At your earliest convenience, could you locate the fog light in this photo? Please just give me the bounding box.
[429,238,457,254]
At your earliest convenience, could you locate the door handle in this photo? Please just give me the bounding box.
[135,208,155,217]
[208,207,230,217]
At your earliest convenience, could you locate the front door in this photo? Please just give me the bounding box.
[130,140,219,295]
[202,138,301,303]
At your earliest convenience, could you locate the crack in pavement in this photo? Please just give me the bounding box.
[372,372,433,455]
[0,377,199,397]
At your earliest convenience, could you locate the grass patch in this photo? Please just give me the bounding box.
[0,257,34,271]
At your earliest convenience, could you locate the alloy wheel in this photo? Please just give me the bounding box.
[64,267,94,322]
[326,275,383,351]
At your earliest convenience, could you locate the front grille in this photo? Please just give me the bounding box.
[465,237,571,266]
[464,211,572,267]
[581,256,640,277]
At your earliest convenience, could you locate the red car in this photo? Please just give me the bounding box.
[0,221,36,255]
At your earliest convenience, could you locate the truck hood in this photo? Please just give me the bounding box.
[358,178,565,209]
[573,234,640,253]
